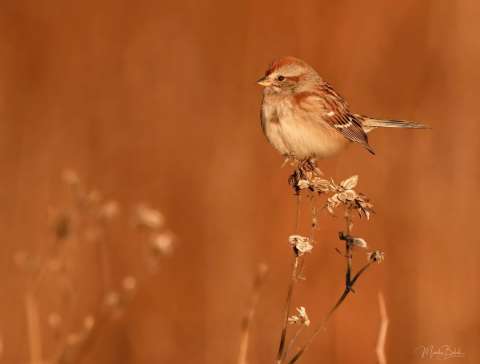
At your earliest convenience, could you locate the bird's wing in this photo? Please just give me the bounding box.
[296,83,374,154]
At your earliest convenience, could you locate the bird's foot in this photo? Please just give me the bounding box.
[288,158,323,194]
[299,158,322,176]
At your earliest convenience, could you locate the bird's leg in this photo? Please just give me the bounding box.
[287,158,308,193]
[286,158,302,194]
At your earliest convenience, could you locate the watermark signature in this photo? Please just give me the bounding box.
[415,345,465,360]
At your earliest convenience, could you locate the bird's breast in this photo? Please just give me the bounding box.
[261,95,348,159]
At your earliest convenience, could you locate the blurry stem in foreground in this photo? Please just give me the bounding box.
[25,292,43,364]
[237,264,269,364]
[30,235,63,293]
[376,292,389,364]
[51,306,106,364]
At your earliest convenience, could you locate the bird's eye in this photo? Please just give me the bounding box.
[277,75,285,81]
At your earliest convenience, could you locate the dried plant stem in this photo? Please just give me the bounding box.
[278,164,383,363]
[51,307,106,364]
[25,292,43,364]
[294,193,301,233]
[287,259,374,364]
[277,256,300,363]
[237,264,268,364]
[376,292,389,364]
[286,212,374,364]
[30,236,63,292]
[280,194,316,362]
[276,195,302,363]
[344,212,353,292]
[283,325,305,362]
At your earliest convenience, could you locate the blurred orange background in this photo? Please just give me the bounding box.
[1,1,479,363]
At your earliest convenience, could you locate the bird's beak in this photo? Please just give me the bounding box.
[256,76,271,87]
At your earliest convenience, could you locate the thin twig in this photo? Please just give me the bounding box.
[276,194,301,363]
[344,212,353,290]
[237,264,269,364]
[283,325,305,362]
[277,256,301,363]
[376,292,389,364]
[281,194,317,363]
[286,211,374,364]
[309,194,317,242]
[286,260,373,364]
[294,193,301,232]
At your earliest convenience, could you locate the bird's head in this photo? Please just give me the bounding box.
[257,56,321,94]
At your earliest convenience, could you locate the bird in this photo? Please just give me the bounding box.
[257,56,428,160]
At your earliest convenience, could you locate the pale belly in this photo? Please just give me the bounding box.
[261,101,348,160]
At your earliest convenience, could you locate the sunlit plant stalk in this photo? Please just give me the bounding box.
[276,159,384,364]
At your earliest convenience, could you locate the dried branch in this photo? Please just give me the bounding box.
[50,306,110,364]
[16,170,174,364]
[276,255,301,363]
[277,234,315,364]
[276,194,303,363]
[286,234,376,364]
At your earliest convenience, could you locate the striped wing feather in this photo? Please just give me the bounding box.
[307,83,374,154]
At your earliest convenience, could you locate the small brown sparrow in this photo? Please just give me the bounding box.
[258,56,427,160]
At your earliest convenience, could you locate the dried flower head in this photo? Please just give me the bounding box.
[367,250,385,264]
[150,232,175,255]
[99,200,120,220]
[311,177,332,192]
[288,235,313,256]
[83,315,95,331]
[289,159,323,192]
[289,160,374,219]
[288,306,311,326]
[351,237,368,249]
[104,291,120,307]
[340,175,358,190]
[135,204,164,229]
[297,179,310,190]
[323,176,374,219]
[122,275,137,292]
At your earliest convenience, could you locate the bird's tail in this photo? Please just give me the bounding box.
[362,118,430,133]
